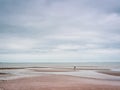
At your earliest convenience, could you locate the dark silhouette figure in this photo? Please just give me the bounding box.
[74,66,76,70]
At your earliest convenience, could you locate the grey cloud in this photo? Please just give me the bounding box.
[0,0,120,62]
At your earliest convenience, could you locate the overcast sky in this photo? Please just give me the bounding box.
[0,0,120,62]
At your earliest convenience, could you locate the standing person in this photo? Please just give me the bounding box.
[74,66,76,70]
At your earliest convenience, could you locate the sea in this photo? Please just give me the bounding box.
[0,62,120,68]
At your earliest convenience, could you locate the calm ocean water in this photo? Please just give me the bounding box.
[0,62,120,68]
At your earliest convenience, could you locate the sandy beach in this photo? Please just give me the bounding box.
[0,74,120,90]
[0,66,120,90]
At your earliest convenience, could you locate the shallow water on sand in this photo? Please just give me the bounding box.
[49,70,120,81]
[0,62,120,81]
[0,69,46,80]
[0,68,120,81]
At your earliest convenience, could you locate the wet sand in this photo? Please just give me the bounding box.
[98,70,120,76]
[0,67,120,90]
[0,75,120,90]
[0,73,11,76]
[0,68,25,70]
[0,73,8,75]
[29,67,75,72]
[28,66,110,72]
